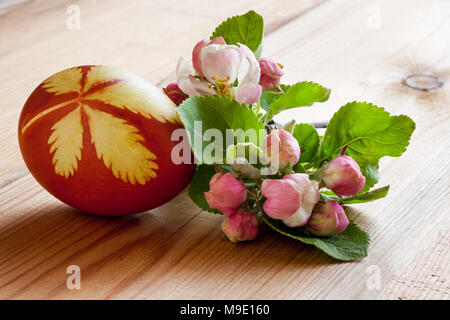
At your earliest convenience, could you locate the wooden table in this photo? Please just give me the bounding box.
[0,0,449,300]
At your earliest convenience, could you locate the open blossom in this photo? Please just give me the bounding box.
[163,82,187,106]
[306,201,350,236]
[177,38,262,104]
[204,172,247,216]
[176,58,216,97]
[259,58,284,90]
[222,210,259,242]
[263,129,300,170]
[322,155,366,196]
[261,173,319,227]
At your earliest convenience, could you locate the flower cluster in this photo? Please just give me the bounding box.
[163,11,415,260]
[164,37,283,106]
[203,129,365,242]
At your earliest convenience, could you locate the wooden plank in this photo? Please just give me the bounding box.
[0,175,203,299]
[0,0,449,299]
[0,0,329,299]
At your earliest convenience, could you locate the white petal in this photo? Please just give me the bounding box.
[176,57,215,96]
[237,44,261,89]
[200,44,240,83]
[176,57,198,96]
[190,75,216,96]
[282,207,311,227]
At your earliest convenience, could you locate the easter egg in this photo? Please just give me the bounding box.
[18,65,196,215]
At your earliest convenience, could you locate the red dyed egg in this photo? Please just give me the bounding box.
[18,65,195,215]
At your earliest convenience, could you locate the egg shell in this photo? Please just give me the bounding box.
[18,65,196,215]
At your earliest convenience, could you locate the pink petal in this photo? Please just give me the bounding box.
[235,84,262,104]
[261,179,301,219]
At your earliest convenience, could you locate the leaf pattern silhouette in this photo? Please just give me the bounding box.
[82,65,123,93]
[20,66,180,185]
[84,105,158,185]
[84,77,180,123]
[48,106,84,178]
[42,67,82,95]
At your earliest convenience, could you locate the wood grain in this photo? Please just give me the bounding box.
[0,0,449,299]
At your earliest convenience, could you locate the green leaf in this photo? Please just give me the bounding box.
[319,190,339,202]
[319,186,390,204]
[279,84,292,92]
[320,102,416,166]
[211,10,264,53]
[266,81,330,118]
[218,164,238,174]
[292,163,306,173]
[178,95,266,164]
[253,42,263,60]
[262,212,370,261]
[344,185,390,204]
[360,164,379,192]
[259,91,281,111]
[292,123,320,162]
[188,164,221,214]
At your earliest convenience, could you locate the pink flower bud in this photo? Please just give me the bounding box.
[204,172,247,216]
[163,82,188,106]
[263,129,300,170]
[222,210,259,242]
[258,58,284,90]
[192,37,226,77]
[306,201,350,236]
[322,156,366,196]
[261,173,319,227]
